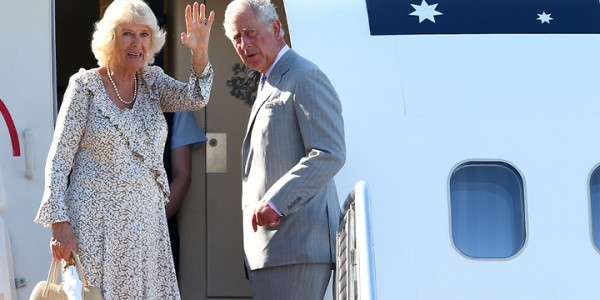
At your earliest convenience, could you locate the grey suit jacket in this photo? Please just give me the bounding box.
[241,49,346,270]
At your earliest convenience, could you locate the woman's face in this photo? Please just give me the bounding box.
[111,21,152,71]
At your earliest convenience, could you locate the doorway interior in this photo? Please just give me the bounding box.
[54,1,290,298]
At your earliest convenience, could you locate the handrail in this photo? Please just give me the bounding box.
[336,180,377,299]
[0,98,20,157]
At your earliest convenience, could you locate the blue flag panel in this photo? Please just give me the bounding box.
[366,0,600,35]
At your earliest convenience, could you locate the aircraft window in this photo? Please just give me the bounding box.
[589,168,600,251]
[450,162,526,259]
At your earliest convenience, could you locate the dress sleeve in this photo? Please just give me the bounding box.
[34,71,90,227]
[156,62,214,112]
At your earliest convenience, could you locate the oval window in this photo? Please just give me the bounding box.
[450,162,526,259]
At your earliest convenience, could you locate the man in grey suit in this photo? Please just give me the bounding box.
[223,0,346,299]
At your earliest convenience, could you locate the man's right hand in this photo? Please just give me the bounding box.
[252,202,281,232]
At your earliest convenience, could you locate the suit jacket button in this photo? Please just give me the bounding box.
[242,176,248,182]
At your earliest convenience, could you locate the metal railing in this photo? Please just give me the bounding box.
[336,181,377,300]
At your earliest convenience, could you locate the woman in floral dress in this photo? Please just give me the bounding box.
[34,1,214,298]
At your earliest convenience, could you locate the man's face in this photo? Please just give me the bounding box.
[227,9,281,74]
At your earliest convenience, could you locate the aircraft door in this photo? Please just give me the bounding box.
[169,1,290,299]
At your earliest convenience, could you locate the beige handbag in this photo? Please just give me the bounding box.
[29,251,102,300]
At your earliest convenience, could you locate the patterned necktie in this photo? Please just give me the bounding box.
[259,74,267,91]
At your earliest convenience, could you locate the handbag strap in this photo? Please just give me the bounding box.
[71,250,91,286]
[42,258,60,297]
[42,251,92,299]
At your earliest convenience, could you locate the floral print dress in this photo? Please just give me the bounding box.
[35,64,213,299]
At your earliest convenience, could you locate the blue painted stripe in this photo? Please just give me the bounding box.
[366,0,600,35]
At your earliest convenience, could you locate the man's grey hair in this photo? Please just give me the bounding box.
[223,0,286,40]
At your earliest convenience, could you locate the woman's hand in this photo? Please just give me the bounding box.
[181,2,215,74]
[50,222,78,261]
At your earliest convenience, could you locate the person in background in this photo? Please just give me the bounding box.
[223,0,346,299]
[164,111,207,275]
[34,0,215,298]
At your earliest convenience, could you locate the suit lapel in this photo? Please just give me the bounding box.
[244,50,296,135]
[242,50,297,170]
[245,86,270,133]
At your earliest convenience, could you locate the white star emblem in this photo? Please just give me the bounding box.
[409,0,443,23]
[537,12,553,24]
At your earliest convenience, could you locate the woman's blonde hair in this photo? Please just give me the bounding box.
[91,0,166,67]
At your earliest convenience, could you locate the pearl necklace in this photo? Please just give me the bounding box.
[107,67,137,105]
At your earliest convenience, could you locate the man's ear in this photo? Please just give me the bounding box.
[272,19,282,39]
